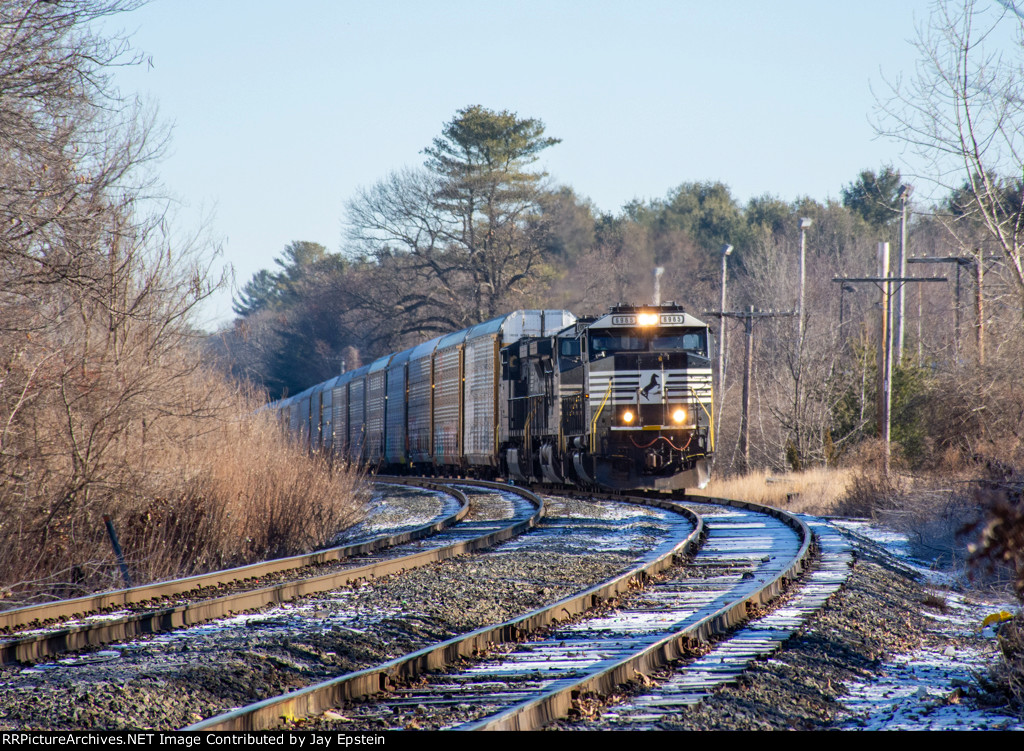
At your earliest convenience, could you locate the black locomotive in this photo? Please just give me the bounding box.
[274,303,714,491]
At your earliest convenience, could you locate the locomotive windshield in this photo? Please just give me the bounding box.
[589,328,707,359]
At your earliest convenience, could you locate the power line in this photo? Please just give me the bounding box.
[834,242,946,476]
[704,306,795,473]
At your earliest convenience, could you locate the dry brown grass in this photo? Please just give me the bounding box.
[0,369,367,608]
[701,466,855,516]
[701,460,986,571]
[120,407,368,580]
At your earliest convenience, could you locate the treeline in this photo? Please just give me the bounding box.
[218,106,1024,478]
[0,2,362,606]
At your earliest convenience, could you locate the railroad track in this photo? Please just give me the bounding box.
[187,491,815,731]
[0,480,541,665]
[0,485,858,732]
[0,485,694,730]
[567,514,855,728]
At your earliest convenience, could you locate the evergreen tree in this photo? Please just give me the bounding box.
[841,166,903,228]
[348,106,561,330]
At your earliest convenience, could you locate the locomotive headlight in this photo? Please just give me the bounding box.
[672,407,687,424]
[622,409,635,424]
[637,313,659,326]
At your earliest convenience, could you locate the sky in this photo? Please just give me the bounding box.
[105,0,949,329]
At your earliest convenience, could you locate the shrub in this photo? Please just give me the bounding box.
[0,372,366,606]
[833,440,904,517]
[964,467,1024,599]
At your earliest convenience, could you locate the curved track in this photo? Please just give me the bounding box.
[0,486,688,730]
[188,491,814,731]
[0,485,853,732]
[1,481,460,634]
[0,480,541,665]
[344,499,807,731]
[576,514,855,726]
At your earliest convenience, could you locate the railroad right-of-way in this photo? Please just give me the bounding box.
[13,484,967,732]
[190,493,816,731]
[0,485,695,729]
[7,480,1008,732]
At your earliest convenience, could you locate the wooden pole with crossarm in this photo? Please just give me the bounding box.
[703,306,795,473]
[833,245,945,476]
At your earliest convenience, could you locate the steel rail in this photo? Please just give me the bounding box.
[1,480,541,665]
[0,480,463,633]
[589,514,854,726]
[189,490,813,732]
[462,493,811,730]
[186,489,702,731]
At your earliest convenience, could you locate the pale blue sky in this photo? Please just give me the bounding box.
[107,1,943,328]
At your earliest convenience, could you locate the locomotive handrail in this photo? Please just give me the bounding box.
[589,379,613,452]
[689,385,715,452]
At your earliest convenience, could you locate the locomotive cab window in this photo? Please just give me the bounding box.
[558,337,582,371]
[651,329,708,356]
[589,333,645,358]
[588,328,708,359]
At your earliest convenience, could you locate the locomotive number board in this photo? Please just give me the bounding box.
[610,314,686,326]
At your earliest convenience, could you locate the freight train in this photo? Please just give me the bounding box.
[272,303,715,491]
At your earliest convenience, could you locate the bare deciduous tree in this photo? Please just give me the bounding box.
[874,0,1024,309]
[0,2,364,605]
[347,106,560,333]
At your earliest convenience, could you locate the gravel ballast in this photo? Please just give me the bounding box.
[557,535,1023,731]
[1,496,1019,731]
[0,495,671,730]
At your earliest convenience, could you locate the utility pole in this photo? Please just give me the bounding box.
[896,185,912,365]
[917,283,923,365]
[704,306,795,473]
[879,244,893,470]
[716,244,733,439]
[795,219,812,470]
[798,218,812,348]
[833,256,944,477]
[976,259,984,366]
[909,254,996,366]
